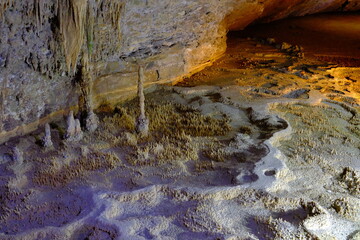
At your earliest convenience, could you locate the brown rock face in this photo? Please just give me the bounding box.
[0,0,359,142]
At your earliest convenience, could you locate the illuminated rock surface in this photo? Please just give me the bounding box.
[0,1,360,240]
[0,0,359,140]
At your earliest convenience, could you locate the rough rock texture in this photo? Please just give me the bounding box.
[41,123,53,148]
[0,0,359,143]
[135,65,149,137]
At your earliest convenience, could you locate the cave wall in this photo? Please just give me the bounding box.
[0,0,359,142]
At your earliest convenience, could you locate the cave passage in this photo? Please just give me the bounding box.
[177,12,360,105]
[1,6,360,239]
[234,12,360,66]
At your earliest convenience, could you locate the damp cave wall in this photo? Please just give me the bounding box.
[0,0,359,143]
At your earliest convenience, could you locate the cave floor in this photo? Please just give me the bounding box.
[1,14,360,240]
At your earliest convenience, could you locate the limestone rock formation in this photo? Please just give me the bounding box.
[11,146,23,165]
[65,111,83,141]
[74,119,83,141]
[0,0,359,142]
[65,111,76,140]
[135,65,149,137]
[41,123,53,148]
[301,201,332,234]
[247,108,288,130]
[80,54,98,133]
[85,111,98,133]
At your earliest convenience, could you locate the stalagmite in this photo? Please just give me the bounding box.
[85,111,98,132]
[0,82,5,133]
[65,111,83,141]
[80,53,98,133]
[65,110,76,140]
[41,123,53,148]
[11,146,23,165]
[74,119,83,141]
[135,65,149,137]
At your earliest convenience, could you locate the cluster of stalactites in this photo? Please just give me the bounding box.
[32,0,52,29]
[57,0,88,73]
[2,1,54,29]
[103,1,123,31]
[55,0,123,74]
[0,0,13,19]
[1,0,123,74]
[94,1,123,27]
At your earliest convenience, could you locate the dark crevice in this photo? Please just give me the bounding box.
[340,0,350,11]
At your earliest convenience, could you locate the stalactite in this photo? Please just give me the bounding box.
[58,0,88,73]
[56,0,122,73]
[85,1,95,58]
[34,0,42,28]
[96,1,123,28]
[60,1,100,132]
[0,0,13,19]
[96,1,123,39]
[109,1,123,32]
[32,0,51,29]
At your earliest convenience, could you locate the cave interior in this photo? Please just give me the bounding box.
[0,1,359,240]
